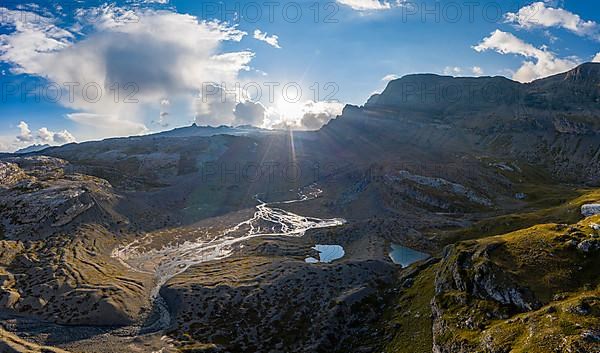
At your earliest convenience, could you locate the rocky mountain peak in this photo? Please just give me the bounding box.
[563,62,600,83]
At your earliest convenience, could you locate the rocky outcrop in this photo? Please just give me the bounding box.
[581,203,600,217]
[552,116,593,134]
[431,221,600,353]
[434,243,540,312]
[577,238,600,252]
[386,170,492,207]
[0,162,28,188]
[0,156,120,240]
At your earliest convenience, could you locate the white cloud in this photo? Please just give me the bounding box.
[154,98,171,127]
[67,113,148,138]
[16,121,33,142]
[253,29,281,49]
[233,101,267,127]
[381,74,399,81]
[52,130,76,144]
[37,127,76,144]
[269,101,344,130]
[593,53,600,63]
[443,66,463,75]
[0,139,10,152]
[36,127,53,143]
[0,8,72,77]
[505,2,599,40]
[441,66,484,76]
[193,85,303,128]
[156,112,169,127]
[473,30,579,82]
[298,103,343,130]
[73,4,142,31]
[336,0,391,11]
[12,121,75,149]
[193,84,239,126]
[0,6,252,139]
[542,0,564,7]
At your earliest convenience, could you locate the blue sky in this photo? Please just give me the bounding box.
[0,0,598,151]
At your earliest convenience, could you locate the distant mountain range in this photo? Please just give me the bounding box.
[14,144,51,154]
[151,123,269,138]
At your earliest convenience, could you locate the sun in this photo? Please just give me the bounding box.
[275,100,303,123]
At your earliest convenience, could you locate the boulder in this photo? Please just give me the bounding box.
[577,239,600,253]
[581,203,600,217]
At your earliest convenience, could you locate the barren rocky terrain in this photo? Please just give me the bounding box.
[0,64,599,352]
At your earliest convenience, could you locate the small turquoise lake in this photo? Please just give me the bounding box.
[388,244,429,267]
[305,244,345,263]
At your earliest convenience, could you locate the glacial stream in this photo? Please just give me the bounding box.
[112,185,346,333]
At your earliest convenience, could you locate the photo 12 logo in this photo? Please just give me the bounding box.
[199,1,340,24]
[394,1,534,24]
[1,81,139,103]
[201,81,340,104]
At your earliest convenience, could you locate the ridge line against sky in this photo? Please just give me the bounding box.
[0,0,598,152]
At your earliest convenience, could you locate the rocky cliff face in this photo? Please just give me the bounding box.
[0,156,122,240]
[324,63,600,183]
[366,63,600,127]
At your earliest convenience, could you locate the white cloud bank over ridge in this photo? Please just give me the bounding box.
[505,2,599,41]
[37,127,76,144]
[298,101,344,130]
[441,66,484,77]
[267,101,344,131]
[471,66,484,75]
[474,29,579,82]
[15,121,76,146]
[443,66,462,75]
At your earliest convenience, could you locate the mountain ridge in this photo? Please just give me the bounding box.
[322,62,600,183]
[365,62,599,114]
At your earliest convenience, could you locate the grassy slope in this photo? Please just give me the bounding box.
[440,186,600,245]
[434,216,600,352]
[383,265,437,353]
[482,290,600,353]
[384,184,600,353]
